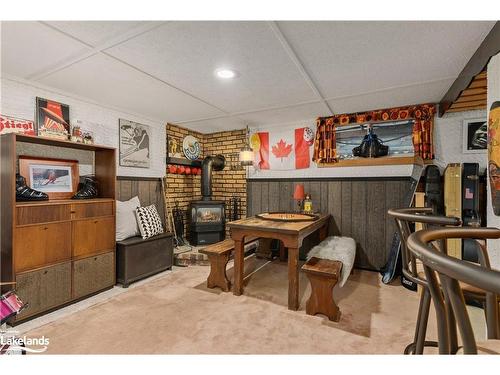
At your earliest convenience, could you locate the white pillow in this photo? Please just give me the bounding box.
[135,204,164,239]
[116,196,141,241]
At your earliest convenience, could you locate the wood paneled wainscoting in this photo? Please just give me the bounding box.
[116,177,166,225]
[247,178,411,271]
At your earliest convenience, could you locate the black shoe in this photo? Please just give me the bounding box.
[16,174,49,201]
[72,175,98,199]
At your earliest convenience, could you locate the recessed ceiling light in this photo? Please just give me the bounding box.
[215,68,238,79]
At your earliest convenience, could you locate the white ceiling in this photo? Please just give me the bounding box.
[1,21,495,132]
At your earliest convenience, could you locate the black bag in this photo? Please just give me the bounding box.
[352,127,389,158]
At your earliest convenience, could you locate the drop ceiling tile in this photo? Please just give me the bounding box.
[180,116,246,133]
[1,21,91,79]
[236,101,328,127]
[326,78,455,114]
[37,53,224,122]
[45,21,148,47]
[106,21,318,113]
[278,21,495,99]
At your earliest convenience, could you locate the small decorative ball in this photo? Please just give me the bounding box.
[303,127,314,144]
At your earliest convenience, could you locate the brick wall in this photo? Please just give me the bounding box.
[165,123,247,241]
[204,129,247,236]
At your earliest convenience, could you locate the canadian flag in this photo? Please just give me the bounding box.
[253,128,311,170]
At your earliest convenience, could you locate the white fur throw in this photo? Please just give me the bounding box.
[306,236,356,287]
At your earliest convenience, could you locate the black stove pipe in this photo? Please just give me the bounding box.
[201,155,225,201]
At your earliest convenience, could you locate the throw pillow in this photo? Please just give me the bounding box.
[135,204,164,239]
[116,196,141,241]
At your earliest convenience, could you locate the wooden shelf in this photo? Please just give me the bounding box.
[16,198,115,207]
[317,156,432,168]
[14,134,115,152]
[166,156,202,168]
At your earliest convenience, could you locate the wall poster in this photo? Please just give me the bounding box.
[119,119,151,168]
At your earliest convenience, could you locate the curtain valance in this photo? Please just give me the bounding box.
[312,103,436,164]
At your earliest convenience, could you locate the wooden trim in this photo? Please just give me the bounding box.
[439,22,500,117]
[317,156,432,168]
[247,176,411,182]
[446,106,487,113]
[117,176,162,181]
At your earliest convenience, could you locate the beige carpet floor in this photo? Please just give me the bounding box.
[24,255,440,354]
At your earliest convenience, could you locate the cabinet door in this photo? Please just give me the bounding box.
[15,262,71,320]
[71,201,114,219]
[72,217,115,258]
[14,222,72,273]
[16,204,71,226]
[73,252,115,299]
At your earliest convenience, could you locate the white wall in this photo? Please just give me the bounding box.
[487,52,500,269]
[0,76,166,178]
[249,109,487,179]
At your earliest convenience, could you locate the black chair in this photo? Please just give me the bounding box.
[388,207,462,354]
[407,227,500,354]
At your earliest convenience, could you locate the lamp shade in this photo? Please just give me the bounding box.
[293,184,305,200]
[239,146,254,166]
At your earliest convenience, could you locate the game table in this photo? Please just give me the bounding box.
[227,213,331,310]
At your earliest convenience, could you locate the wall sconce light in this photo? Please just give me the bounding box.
[239,125,254,166]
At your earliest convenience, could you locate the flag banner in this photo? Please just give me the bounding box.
[252,127,314,170]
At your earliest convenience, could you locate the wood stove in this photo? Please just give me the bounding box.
[189,155,226,245]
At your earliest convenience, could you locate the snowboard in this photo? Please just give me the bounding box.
[444,163,462,259]
[424,164,443,215]
[380,157,424,284]
[462,163,481,263]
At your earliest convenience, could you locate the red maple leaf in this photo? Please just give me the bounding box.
[272,139,293,161]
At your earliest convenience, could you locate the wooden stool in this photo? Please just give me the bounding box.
[200,236,258,292]
[302,257,343,322]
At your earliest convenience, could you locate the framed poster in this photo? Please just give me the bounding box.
[0,114,36,136]
[463,118,487,153]
[19,156,79,200]
[488,101,500,216]
[35,97,70,140]
[119,119,151,168]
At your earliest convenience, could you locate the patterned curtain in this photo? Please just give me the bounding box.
[313,103,436,164]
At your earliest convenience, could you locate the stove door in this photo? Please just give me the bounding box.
[192,206,224,224]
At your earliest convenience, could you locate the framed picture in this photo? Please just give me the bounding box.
[119,119,151,168]
[19,156,79,200]
[36,97,71,140]
[463,118,487,154]
[0,114,36,136]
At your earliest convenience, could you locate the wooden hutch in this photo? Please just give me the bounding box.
[0,134,116,323]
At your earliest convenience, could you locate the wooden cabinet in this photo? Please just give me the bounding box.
[73,252,115,299]
[15,262,72,320]
[72,216,115,259]
[14,222,72,273]
[0,133,116,324]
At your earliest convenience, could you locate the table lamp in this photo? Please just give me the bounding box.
[293,184,305,212]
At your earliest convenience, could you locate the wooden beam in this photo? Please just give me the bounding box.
[439,22,500,117]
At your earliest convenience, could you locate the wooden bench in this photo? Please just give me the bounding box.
[200,236,258,292]
[302,257,343,322]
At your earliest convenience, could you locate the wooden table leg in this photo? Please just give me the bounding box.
[233,238,245,296]
[287,246,299,310]
[279,241,287,262]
